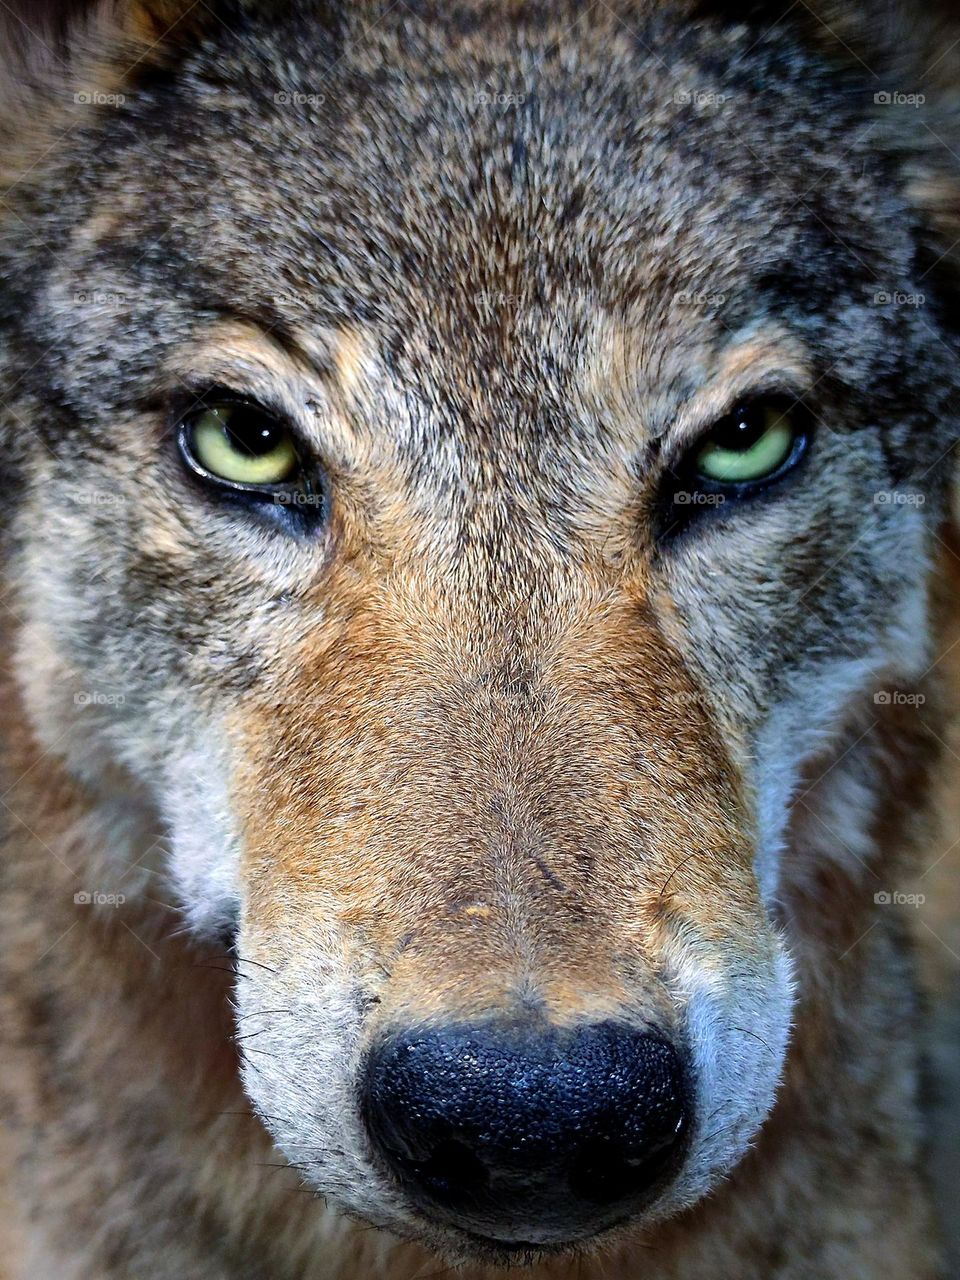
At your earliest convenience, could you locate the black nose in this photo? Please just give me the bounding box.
[361,1020,689,1246]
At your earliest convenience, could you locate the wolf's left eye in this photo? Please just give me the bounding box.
[693,401,805,486]
[180,401,300,487]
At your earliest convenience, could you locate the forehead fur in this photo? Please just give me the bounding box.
[1,0,956,459]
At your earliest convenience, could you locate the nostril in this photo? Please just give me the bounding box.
[412,1136,490,1205]
[570,1129,683,1205]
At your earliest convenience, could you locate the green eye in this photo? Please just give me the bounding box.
[184,401,299,486]
[694,402,802,485]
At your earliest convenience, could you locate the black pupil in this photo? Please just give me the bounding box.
[220,405,285,457]
[710,405,769,453]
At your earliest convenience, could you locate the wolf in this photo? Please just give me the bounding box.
[0,0,958,1275]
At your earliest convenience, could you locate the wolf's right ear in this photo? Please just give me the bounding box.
[0,0,254,93]
[0,0,259,155]
[0,0,237,55]
[0,0,255,198]
[112,0,254,45]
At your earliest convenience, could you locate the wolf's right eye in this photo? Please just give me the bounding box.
[180,401,300,488]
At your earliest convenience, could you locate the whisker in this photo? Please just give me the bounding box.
[232,954,281,976]
[730,1026,775,1054]
[658,850,703,898]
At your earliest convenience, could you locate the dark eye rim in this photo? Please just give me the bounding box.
[679,394,812,493]
[173,389,328,530]
[656,394,814,541]
[176,394,303,496]
[691,410,810,496]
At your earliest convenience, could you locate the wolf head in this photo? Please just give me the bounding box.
[1,0,957,1261]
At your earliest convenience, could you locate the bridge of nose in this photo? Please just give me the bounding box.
[356,603,726,964]
[334,596,739,1040]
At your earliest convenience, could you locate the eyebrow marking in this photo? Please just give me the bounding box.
[333,327,373,400]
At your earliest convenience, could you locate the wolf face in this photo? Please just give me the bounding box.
[1,0,957,1262]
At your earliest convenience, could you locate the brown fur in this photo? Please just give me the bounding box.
[0,0,958,1275]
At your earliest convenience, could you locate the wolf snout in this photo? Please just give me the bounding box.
[361,1020,690,1247]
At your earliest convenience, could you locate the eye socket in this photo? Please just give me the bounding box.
[692,400,805,487]
[175,393,326,531]
[180,399,300,488]
[657,396,810,542]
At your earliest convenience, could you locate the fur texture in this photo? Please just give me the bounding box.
[0,0,958,1276]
